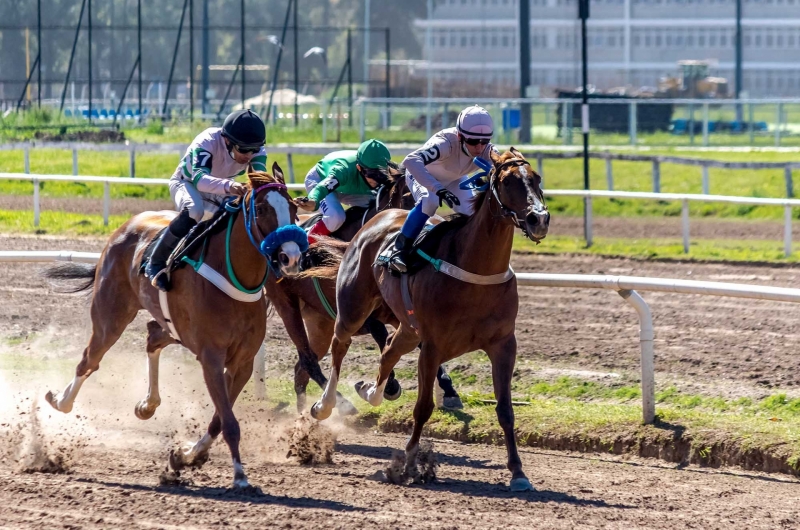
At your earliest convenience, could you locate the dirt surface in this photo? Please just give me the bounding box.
[4,233,800,527]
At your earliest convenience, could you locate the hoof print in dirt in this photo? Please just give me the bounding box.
[158,468,193,487]
[168,447,209,472]
[383,441,438,485]
[286,414,335,465]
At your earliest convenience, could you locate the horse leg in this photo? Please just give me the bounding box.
[303,314,356,416]
[46,285,138,414]
[364,317,401,401]
[436,365,463,410]
[200,352,248,488]
[486,334,533,492]
[293,360,311,413]
[135,320,176,420]
[355,325,419,406]
[310,333,352,421]
[403,345,439,482]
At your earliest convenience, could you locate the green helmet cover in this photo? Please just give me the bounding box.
[356,139,391,170]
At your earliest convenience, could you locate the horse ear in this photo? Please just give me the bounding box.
[272,161,286,184]
[489,149,502,166]
[510,146,524,158]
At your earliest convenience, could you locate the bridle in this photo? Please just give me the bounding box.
[486,157,548,241]
[240,182,309,274]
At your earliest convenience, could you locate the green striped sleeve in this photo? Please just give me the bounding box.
[250,153,267,173]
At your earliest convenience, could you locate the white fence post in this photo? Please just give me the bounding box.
[585,196,593,247]
[785,166,794,198]
[775,103,783,148]
[103,181,110,227]
[681,199,690,254]
[253,343,266,400]
[652,160,661,193]
[359,100,366,142]
[286,153,295,183]
[129,148,135,178]
[618,289,655,425]
[72,148,78,176]
[785,205,792,258]
[702,165,709,195]
[702,103,709,147]
[629,101,637,146]
[33,178,40,227]
[24,146,30,174]
[605,157,613,191]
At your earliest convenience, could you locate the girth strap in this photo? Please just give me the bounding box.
[400,274,420,332]
[158,289,182,343]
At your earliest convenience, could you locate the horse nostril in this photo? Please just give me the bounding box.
[526,212,539,227]
[279,252,290,266]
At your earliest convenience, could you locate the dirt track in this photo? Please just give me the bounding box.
[3,233,800,527]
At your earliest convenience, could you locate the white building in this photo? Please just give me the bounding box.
[414,0,800,96]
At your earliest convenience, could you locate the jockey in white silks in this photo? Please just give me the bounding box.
[388,105,497,273]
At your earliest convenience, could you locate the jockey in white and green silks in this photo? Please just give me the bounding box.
[296,139,394,243]
[146,108,268,291]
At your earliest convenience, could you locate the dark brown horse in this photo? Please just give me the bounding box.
[309,148,550,491]
[43,164,303,488]
[267,170,414,412]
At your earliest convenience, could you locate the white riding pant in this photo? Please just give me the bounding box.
[304,167,372,232]
[169,179,221,222]
[406,172,476,217]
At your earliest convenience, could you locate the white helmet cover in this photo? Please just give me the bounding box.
[456,105,494,139]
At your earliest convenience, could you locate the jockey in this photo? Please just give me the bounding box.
[388,105,496,273]
[146,108,268,291]
[296,139,393,243]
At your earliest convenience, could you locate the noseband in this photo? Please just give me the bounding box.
[487,157,547,239]
[242,182,309,262]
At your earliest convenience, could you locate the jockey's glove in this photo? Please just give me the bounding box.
[436,189,460,209]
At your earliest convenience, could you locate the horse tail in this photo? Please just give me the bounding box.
[42,262,97,294]
[296,237,346,281]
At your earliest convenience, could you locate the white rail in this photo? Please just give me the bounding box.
[1,171,795,256]
[5,249,800,424]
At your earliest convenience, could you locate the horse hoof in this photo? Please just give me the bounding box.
[134,399,158,420]
[383,380,402,401]
[510,477,535,492]
[354,381,371,402]
[232,477,250,489]
[45,391,70,413]
[442,396,464,410]
[310,401,332,421]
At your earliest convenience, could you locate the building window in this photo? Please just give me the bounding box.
[645,34,652,47]
[720,33,727,47]
[461,35,467,47]
[491,34,498,47]
[502,35,509,47]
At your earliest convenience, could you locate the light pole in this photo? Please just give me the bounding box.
[579,0,590,246]
[363,0,370,96]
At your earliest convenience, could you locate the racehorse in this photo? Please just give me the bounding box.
[309,148,550,491]
[43,164,305,488]
[271,170,412,413]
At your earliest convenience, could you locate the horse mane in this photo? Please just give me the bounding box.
[465,149,527,213]
[296,237,348,280]
[247,171,280,189]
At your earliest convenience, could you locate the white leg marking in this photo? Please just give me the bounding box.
[232,460,249,488]
[135,349,162,420]
[357,380,387,407]
[311,367,339,420]
[49,374,89,413]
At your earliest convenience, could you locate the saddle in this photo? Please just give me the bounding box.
[376,214,470,277]
[299,202,375,233]
[139,200,236,277]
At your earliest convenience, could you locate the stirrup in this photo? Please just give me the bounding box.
[387,254,408,274]
[150,268,171,292]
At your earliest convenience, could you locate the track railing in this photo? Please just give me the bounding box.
[1,171,798,256]
[5,249,800,424]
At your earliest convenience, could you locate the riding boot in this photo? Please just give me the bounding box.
[388,203,430,274]
[306,219,331,245]
[146,209,196,292]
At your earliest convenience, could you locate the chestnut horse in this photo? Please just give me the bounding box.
[43,164,304,488]
[268,171,414,412]
[310,148,550,491]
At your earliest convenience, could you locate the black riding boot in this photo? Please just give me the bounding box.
[146,210,196,292]
[388,233,413,274]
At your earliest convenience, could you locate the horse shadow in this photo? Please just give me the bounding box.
[336,442,504,471]
[72,476,365,511]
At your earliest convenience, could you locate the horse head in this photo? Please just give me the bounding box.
[247,162,306,276]
[487,147,550,243]
[371,162,414,212]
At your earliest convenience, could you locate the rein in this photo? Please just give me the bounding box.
[486,157,546,240]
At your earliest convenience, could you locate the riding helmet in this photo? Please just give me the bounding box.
[456,105,494,139]
[221,109,266,149]
[356,139,392,170]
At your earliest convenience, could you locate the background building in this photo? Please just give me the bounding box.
[415,0,800,97]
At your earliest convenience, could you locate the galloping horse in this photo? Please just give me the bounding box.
[44,164,304,488]
[310,148,550,491]
[269,170,414,412]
